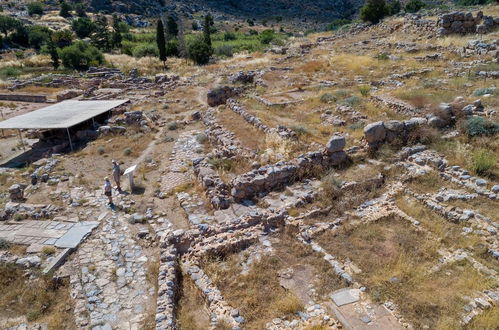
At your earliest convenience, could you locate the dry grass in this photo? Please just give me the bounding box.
[395,196,484,251]
[316,215,494,329]
[467,306,499,330]
[0,55,52,69]
[215,107,266,151]
[0,264,75,329]
[177,276,210,330]
[203,230,344,329]
[328,54,380,75]
[105,54,165,76]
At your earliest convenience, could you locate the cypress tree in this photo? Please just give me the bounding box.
[156,19,167,66]
[48,38,59,69]
[203,14,212,49]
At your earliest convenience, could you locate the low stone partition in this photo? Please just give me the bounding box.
[231,136,347,201]
[364,98,486,148]
[194,160,233,210]
[201,109,252,158]
[155,246,179,330]
[227,98,297,139]
[370,95,421,116]
[0,93,47,103]
[438,11,498,36]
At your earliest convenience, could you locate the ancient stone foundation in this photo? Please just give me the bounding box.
[438,11,498,36]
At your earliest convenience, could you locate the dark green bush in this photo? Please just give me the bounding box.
[405,0,425,13]
[187,37,212,65]
[328,19,351,31]
[132,43,158,58]
[27,2,44,16]
[214,44,233,57]
[465,116,499,137]
[457,0,488,5]
[223,31,236,41]
[387,0,401,15]
[360,0,388,24]
[72,18,96,39]
[59,41,104,70]
[166,39,179,57]
[259,29,275,44]
[59,1,72,18]
[27,25,51,49]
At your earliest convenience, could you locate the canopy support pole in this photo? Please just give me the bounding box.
[66,128,73,152]
[18,129,25,151]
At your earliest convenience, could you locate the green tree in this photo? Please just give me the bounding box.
[405,0,425,13]
[156,19,167,65]
[27,25,51,49]
[166,15,178,39]
[387,1,401,15]
[52,29,73,48]
[111,14,122,48]
[47,38,59,69]
[259,29,275,44]
[166,39,179,57]
[188,36,212,65]
[72,17,96,39]
[360,0,388,24]
[59,1,72,18]
[59,40,103,70]
[0,15,22,37]
[27,2,44,16]
[74,3,87,17]
[203,14,213,49]
[90,15,111,51]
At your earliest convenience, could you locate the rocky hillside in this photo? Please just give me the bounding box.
[82,0,362,23]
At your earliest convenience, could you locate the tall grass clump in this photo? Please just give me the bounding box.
[471,149,496,176]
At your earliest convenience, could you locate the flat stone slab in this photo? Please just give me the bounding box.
[55,221,99,248]
[331,288,361,306]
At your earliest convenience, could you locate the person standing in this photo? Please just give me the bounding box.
[104,177,113,205]
[112,160,121,192]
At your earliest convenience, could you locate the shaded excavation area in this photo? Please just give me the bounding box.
[0,99,128,166]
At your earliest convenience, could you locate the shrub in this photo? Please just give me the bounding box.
[42,246,56,256]
[166,39,179,57]
[0,66,21,79]
[360,0,388,24]
[358,85,371,97]
[59,41,104,70]
[259,29,275,44]
[471,149,496,176]
[123,148,132,156]
[27,25,51,49]
[167,122,178,130]
[52,29,73,48]
[214,44,233,57]
[472,87,497,96]
[320,171,343,203]
[187,37,212,65]
[27,2,44,16]
[59,1,72,18]
[320,93,337,103]
[132,43,158,58]
[465,117,499,137]
[328,18,351,31]
[290,125,309,136]
[208,158,234,171]
[405,0,425,13]
[72,18,96,39]
[387,0,401,15]
[223,31,236,41]
[97,146,105,155]
[195,133,207,144]
[0,238,10,250]
[342,96,361,106]
[457,0,487,5]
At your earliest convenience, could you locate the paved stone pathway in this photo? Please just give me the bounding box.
[161,131,203,194]
[70,211,153,329]
[0,220,98,248]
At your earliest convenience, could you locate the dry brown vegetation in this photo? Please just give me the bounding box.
[0,264,75,329]
[316,215,495,329]
[202,229,346,329]
[176,276,211,330]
